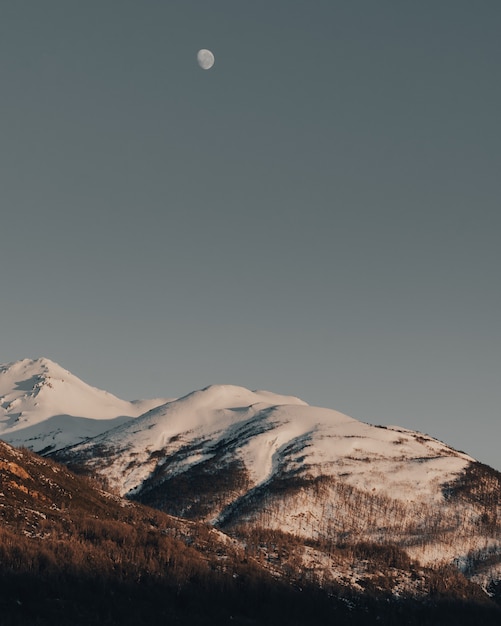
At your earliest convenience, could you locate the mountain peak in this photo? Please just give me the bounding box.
[0,357,166,454]
[27,356,59,368]
[1,355,62,376]
[1,357,500,602]
[177,383,308,410]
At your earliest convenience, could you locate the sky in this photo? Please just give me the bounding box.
[1,1,500,470]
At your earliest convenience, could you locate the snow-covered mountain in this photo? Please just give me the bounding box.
[0,358,166,453]
[1,358,500,593]
[3,436,498,623]
[61,382,473,507]
[51,375,500,590]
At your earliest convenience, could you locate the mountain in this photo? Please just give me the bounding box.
[1,357,501,616]
[1,439,500,625]
[55,382,501,591]
[55,382,472,511]
[0,438,328,625]
[0,358,167,454]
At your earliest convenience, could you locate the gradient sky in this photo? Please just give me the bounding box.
[1,1,500,470]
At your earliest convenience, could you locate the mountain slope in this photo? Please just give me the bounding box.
[52,385,501,586]
[57,383,473,503]
[0,358,166,453]
[2,439,500,625]
[0,438,319,625]
[1,358,500,606]
[55,382,501,590]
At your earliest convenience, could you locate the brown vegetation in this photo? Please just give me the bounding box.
[1,441,501,625]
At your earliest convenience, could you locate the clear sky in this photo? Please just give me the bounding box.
[1,1,500,470]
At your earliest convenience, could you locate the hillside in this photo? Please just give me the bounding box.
[0,439,331,625]
[1,438,500,625]
[54,383,501,591]
[1,357,501,622]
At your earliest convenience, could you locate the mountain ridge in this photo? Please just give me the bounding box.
[1,436,500,625]
[1,357,500,605]
[0,357,168,453]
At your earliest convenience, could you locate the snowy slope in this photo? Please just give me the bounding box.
[63,382,473,502]
[61,384,310,494]
[0,358,166,453]
[57,381,501,584]
[2,358,500,588]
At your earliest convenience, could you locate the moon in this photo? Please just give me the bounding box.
[197,49,215,70]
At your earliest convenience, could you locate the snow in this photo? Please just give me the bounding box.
[0,357,499,585]
[0,358,167,452]
[68,385,310,493]
[63,380,473,506]
[0,359,475,513]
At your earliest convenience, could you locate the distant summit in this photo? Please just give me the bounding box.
[0,357,167,453]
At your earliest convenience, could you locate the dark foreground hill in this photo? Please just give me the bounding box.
[1,440,500,625]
